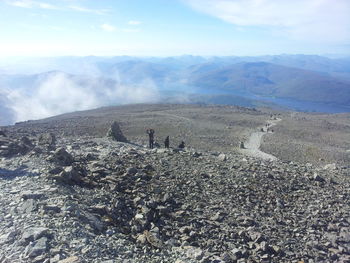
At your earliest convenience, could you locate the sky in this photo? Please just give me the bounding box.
[0,0,349,57]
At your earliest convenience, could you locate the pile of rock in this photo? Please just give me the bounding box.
[0,132,349,262]
[106,121,128,142]
[0,135,34,158]
[38,132,56,150]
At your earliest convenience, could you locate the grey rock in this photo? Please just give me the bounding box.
[21,136,33,147]
[38,133,56,149]
[0,230,18,245]
[53,166,85,185]
[1,141,30,156]
[21,199,37,213]
[126,167,138,175]
[22,191,44,200]
[185,246,204,260]
[49,167,64,175]
[21,227,49,245]
[324,163,337,170]
[57,256,81,263]
[106,121,127,142]
[313,173,325,182]
[78,211,105,232]
[230,248,243,259]
[43,205,61,214]
[0,130,7,137]
[218,153,227,161]
[50,148,74,166]
[24,237,48,258]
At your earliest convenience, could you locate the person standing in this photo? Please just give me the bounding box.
[178,141,185,149]
[146,129,155,149]
[164,136,170,148]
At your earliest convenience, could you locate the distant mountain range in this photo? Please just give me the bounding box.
[188,62,350,105]
[0,54,349,124]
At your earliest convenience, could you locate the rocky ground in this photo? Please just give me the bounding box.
[1,116,350,262]
[261,112,350,166]
[7,104,269,154]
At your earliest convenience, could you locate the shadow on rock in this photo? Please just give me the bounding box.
[0,167,39,180]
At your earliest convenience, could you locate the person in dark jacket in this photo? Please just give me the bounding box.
[178,141,185,149]
[164,136,170,149]
[146,129,155,149]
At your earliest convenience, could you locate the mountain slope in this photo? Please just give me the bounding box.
[189,62,350,105]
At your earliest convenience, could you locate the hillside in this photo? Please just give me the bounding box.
[5,104,350,166]
[0,104,349,262]
[188,62,350,105]
[261,112,350,165]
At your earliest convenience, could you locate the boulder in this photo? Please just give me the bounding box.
[218,153,227,161]
[1,141,32,157]
[24,237,48,258]
[324,163,337,170]
[51,148,74,166]
[53,166,85,185]
[38,133,56,149]
[313,173,325,182]
[126,167,138,175]
[0,230,18,245]
[0,130,7,137]
[20,227,49,245]
[21,136,33,147]
[106,122,127,142]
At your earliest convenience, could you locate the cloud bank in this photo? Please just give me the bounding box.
[184,0,350,43]
[1,72,161,125]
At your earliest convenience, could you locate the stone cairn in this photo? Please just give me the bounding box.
[106,121,128,142]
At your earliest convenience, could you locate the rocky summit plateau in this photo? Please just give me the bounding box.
[0,104,349,263]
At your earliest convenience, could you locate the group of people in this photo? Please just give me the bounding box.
[146,129,185,149]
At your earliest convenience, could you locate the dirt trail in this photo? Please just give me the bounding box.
[240,118,281,161]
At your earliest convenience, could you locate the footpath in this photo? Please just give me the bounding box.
[240,118,282,161]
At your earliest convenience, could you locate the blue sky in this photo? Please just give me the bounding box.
[0,0,349,57]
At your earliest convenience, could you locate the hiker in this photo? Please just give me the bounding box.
[178,141,185,149]
[164,136,170,149]
[260,127,264,132]
[146,129,155,149]
[240,141,245,149]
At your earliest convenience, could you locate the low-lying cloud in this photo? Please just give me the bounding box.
[1,72,161,125]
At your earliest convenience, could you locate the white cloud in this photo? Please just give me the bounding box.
[101,23,116,32]
[128,20,142,26]
[184,0,350,43]
[6,0,58,9]
[69,5,109,15]
[122,28,140,33]
[37,2,56,9]
[1,72,161,123]
[9,0,32,8]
